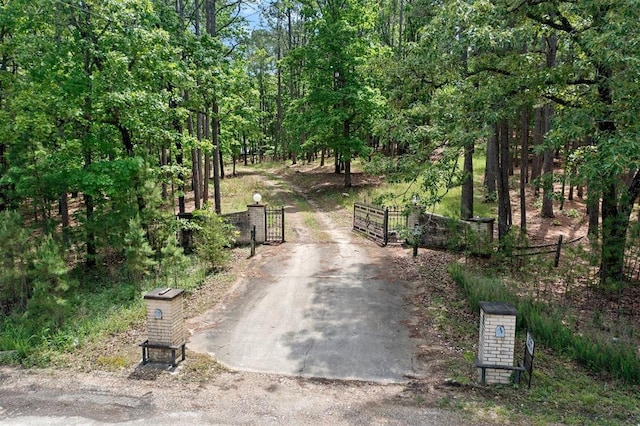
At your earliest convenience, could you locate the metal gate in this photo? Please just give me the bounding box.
[353,203,406,246]
[265,206,285,243]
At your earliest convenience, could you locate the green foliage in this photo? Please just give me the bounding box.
[160,233,189,287]
[287,0,384,170]
[26,235,78,330]
[0,211,32,314]
[124,216,157,286]
[449,264,640,384]
[192,208,237,271]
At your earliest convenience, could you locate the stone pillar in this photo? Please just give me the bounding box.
[464,217,495,255]
[465,217,495,243]
[248,203,266,243]
[144,288,185,363]
[478,302,517,384]
[407,205,422,230]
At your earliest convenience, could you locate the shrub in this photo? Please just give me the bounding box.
[192,208,237,271]
[26,235,78,330]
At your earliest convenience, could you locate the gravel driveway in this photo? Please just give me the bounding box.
[188,202,416,382]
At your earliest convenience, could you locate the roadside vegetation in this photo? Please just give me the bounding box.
[1,162,639,424]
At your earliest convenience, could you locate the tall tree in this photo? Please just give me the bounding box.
[292,0,383,187]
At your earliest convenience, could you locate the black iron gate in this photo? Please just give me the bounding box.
[353,203,406,246]
[265,206,285,243]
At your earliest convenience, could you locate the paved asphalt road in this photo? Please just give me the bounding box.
[189,214,417,383]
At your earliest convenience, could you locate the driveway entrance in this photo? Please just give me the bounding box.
[189,201,417,383]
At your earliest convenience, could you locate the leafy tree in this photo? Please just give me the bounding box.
[290,0,384,186]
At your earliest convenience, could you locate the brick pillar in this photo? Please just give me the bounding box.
[144,288,185,363]
[248,203,266,243]
[478,302,517,384]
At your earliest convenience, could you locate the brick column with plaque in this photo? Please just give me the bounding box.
[142,287,185,365]
[477,302,518,384]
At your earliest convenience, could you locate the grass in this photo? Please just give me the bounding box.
[352,155,496,219]
[443,263,640,424]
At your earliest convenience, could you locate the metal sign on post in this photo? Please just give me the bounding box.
[523,331,536,389]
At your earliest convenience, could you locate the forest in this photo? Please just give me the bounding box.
[0,0,639,372]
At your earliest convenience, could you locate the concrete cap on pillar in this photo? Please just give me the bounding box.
[479,301,518,316]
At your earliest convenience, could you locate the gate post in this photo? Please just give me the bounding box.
[248,203,266,243]
[383,208,389,246]
[281,207,285,243]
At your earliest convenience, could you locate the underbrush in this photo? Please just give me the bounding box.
[0,256,209,367]
[449,263,640,384]
[447,263,640,424]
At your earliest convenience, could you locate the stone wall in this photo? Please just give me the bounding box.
[222,210,251,243]
[415,211,493,253]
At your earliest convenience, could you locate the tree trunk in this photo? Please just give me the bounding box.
[344,160,351,187]
[531,107,543,197]
[60,192,70,244]
[203,114,210,204]
[243,134,248,166]
[497,120,512,243]
[275,32,282,159]
[541,144,554,218]
[600,184,625,285]
[540,33,558,217]
[484,127,498,201]
[191,114,201,210]
[206,0,222,214]
[520,107,529,232]
[204,152,210,204]
[587,188,599,238]
[212,103,222,214]
[192,148,201,210]
[176,137,185,214]
[219,149,225,179]
[343,118,352,187]
[460,141,474,219]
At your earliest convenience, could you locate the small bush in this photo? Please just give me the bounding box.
[192,208,237,271]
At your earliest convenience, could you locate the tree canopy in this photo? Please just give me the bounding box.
[1,0,639,312]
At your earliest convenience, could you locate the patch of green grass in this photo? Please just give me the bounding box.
[220,173,268,212]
